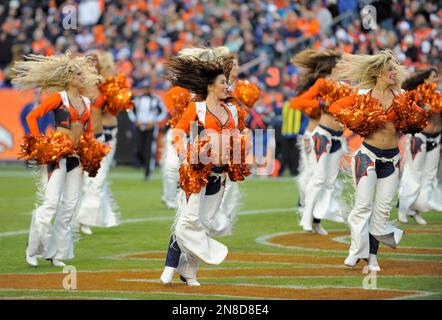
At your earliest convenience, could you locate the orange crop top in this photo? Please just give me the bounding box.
[175,101,236,133]
[173,101,237,154]
[26,92,92,136]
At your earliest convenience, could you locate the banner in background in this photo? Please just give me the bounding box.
[0,89,35,161]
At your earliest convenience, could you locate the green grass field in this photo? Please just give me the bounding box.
[0,164,441,300]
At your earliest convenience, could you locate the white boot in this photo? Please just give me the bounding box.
[398,211,408,224]
[312,223,328,236]
[50,259,66,267]
[185,278,201,286]
[160,266,176,284]
[25,248,38,267]
[179,275,201,286]
[177,254,201,286]
[412,213,427,225]
[368,254,381,272]
[344,255,360,268]
[80,224,93,235]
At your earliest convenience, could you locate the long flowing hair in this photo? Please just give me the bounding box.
[11,51,101,93]
[402,68,438,91]
[291,49,342,93]
[335,49,408,90]
[164,56,233,99]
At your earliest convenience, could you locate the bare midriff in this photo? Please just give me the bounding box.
[364,121,398,149]
[102,113,117,127]
[56,122,85,147]
[306,117,320,133]
[319,112,343,132]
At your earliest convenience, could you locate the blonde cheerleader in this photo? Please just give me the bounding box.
[329,50,428,271]
[13,52,107,267]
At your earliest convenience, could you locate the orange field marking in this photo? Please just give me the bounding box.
[264,230,442,255]
[0,271,422,300]
[0,228,440,300]
[0,248,440,300]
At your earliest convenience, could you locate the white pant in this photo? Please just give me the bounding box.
[28,158,83,260]
[161,129,180,209]
[173,173,228,266]
[206,178,240,237]
[297,130,314,214]
[76,130,120,227]
[300,126,345,230]
[348,144,403,259]
[399,133,442,216]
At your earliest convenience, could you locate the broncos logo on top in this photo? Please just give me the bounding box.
[0,125,13,153]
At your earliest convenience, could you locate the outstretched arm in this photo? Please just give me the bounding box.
[289,78,326,111]
[26,92,62,136]
[328,94,357,116]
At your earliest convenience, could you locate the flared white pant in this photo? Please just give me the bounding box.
[173,173,229,266]
[210,178,240,237]
[348,144,403,259]
[28,158,83,260]
[297,130,314,214]
[300,126,345,230]
[399,133,442,216]
[76,129,120,228]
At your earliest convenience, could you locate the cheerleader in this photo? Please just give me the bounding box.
[329,50,427,271]
[162,46,251,236]
[160,56,250,286]
[75,52,131,235]
[12,52,104,267]
[398,68,441,224]
[289,49,347,235]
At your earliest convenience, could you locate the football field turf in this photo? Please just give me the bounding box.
[0,165,441,300]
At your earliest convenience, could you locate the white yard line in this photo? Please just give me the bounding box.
[0,207,297,238]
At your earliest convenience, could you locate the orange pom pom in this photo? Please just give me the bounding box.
[226,132,252,181]
[393,90,429,134]
[18,131,74,166]
[335,94,387,137]
[98,73,134,116]
[179,137,214,197]
[321,80,354,107]
[76,134,111,177]
[232,80,261,109]
[164,86,193,128]
[416,83,442,113]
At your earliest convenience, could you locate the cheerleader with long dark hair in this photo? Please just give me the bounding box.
[160,56,251,286]
[289,49,348,235]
